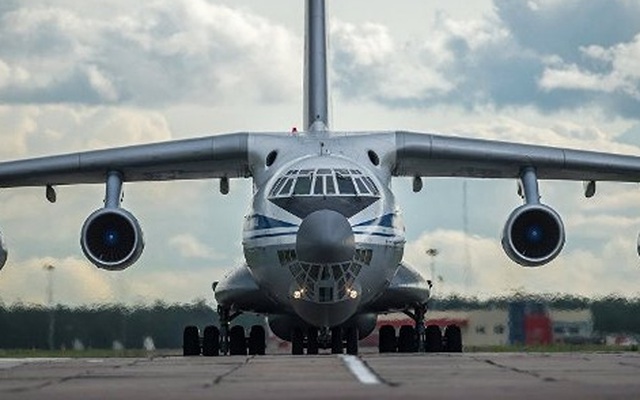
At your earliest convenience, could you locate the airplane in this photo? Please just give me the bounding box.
[2,0,640,356]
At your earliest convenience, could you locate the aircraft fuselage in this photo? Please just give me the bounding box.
[242,134,405,327]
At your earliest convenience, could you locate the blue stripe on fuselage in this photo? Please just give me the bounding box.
[244,214,402,240]
[246,214,297,230]
[353,213,398,229]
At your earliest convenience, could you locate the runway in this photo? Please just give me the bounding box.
[2,352,640,399]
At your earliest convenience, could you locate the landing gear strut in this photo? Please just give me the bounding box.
[403,303,427,352]
[218,305,242,356]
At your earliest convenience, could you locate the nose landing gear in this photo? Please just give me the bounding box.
[290,325,359,355]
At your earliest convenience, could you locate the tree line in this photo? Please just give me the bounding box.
[0,300,261,350]
[432,294,640,335]
[1,295,639,349]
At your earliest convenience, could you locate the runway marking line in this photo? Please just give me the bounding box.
[339,355,381,385]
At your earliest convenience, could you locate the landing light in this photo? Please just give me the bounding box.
[348,289,358,299]
[293,289,303,299]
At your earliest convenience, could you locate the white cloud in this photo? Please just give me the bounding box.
[0,59,29,88]
[0,106,38,158]
[0,256,114,305]
[450,115,640,155]
[169,234,221,261]
[0,255,219,306]
[404,228,640,299]
[0,0,300,106]
[539,34,640,100]
[331,19,454,103]
[0,105,173,159]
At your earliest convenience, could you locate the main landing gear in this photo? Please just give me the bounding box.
[290,326,359,355]
[378,304,462,353]
[182,306,267,357]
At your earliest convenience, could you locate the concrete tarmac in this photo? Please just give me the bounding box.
[1,352,640,399]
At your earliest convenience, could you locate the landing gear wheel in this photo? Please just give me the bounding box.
[345,327,358,355]
[331,327,343,354]
[248,325,266,355]
[307,327,319,355]
[444,324,462,353]
[425,324,443,352]
[292,327,304,355]
[183,325,200,356]
[378,324,397,353]
[202,325,220,356]
[229,325,247,355]
[398,325,417,353]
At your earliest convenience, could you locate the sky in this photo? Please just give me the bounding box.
[1,0,640,306]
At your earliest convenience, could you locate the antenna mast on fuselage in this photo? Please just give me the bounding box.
[304,0,329,134]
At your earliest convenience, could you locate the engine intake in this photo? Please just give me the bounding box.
[81,208,144,270]
[502,204,565,267]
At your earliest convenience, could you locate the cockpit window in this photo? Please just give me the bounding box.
[269,177,286,197]
[269,168,380,198]
[354,177,369,195]
[313,176,323,194]
[278,178,294,196]
[336,173,356,194]
[293,174,313,195]
[325,176,336,194]
[362,177,379,195]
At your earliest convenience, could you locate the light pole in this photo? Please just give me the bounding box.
[426,248,439,300]
[43,264,55,350]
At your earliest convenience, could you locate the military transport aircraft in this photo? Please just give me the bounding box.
[2,0,640,356]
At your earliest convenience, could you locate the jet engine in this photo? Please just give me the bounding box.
[80,207,144,271]
[0,231,7,270]
[501,203,565,267]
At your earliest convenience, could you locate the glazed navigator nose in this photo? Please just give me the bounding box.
[296,209,355,264]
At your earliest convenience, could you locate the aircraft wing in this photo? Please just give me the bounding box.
[394,131,640,182]
[0,133,254,188]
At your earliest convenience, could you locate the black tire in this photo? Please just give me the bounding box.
[331,327,343,354]
[345,327,358,355]
[444,324,463,353]
[248,325,266,355]
[378,324,396,353]
[202,325,220,357]
[229,325,247,355]
[183,325,200,356]
[292,327,304,355]
[307,327,319,355]
[398,325,417,353]
[425,324,443,352]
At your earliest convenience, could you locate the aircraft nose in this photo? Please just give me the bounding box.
[296,209,355,264]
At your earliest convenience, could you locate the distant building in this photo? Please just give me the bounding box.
[550,309,594,344]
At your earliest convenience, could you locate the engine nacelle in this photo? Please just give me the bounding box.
[502,204,565,267]
[0,231,7,270]
[80,208,144,271]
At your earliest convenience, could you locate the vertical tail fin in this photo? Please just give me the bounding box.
[303,0,329,133]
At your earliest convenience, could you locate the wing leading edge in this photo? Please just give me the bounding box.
[0,133,255,188]
[394,131,640,182]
